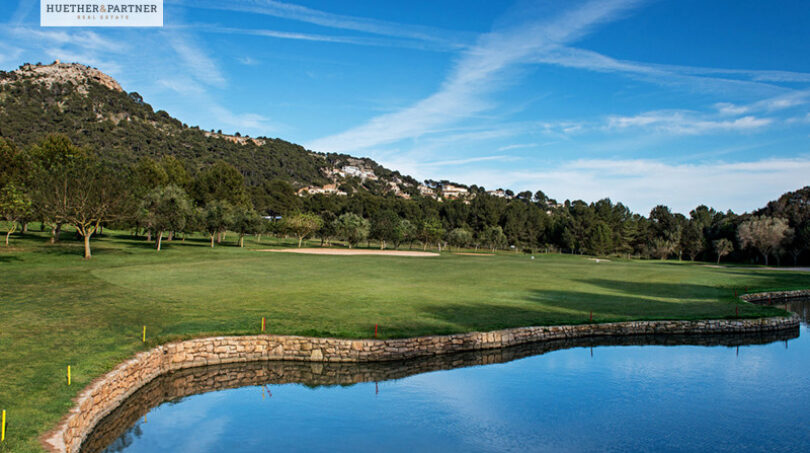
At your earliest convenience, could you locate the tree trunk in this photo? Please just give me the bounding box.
[54,223,62,243]
[4,229,12,246]
[167,231,174,241]
[380,240,385,250]
[239,234,245,248]
[763,253,769,266]
[210,235,215,248]
[21,222,28,233]
[146,230,152,242]
[257,234,262,243]
[717,254,721,264]
[83,233,92,259]
[156,231,163,251]
[298,236,303,248]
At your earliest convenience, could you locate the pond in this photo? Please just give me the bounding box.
[84,300,810,453]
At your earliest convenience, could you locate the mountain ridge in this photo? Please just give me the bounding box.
[0,60,423,198]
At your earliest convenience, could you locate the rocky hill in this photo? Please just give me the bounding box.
[0,61,418,196]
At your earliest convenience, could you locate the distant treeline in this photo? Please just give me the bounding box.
[1,134,807,264]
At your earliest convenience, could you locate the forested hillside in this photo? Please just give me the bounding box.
[1,61,807,265]
[0,62,406,189]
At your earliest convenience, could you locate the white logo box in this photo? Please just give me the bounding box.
[41,0,163,27]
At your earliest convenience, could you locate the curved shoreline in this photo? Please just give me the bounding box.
[81,329,800,453]
[43,290,809,453]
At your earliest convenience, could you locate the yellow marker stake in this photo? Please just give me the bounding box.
[142,325,146,343]
[67,366,71,386]
[2,409,6,442]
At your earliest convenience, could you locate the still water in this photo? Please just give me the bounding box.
[85,300,810,453]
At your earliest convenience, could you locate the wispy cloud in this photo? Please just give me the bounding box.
[606,111,773,135]
[528,45,796,97]
[17,29,125,53]
[308,0,646,153]
[196,25,457,52]
[423,155,514,168]
[165,32,226,87]
[169,0,471,50]
[498,143,541,151]
[237,56,258,65]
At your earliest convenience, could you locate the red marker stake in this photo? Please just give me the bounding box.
[589,311,593,323]
[374,324,378,338]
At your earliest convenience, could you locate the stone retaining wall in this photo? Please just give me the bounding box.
[80,329,799,453]
[43,313,800,453]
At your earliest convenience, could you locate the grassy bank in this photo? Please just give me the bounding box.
[1,229,808,452]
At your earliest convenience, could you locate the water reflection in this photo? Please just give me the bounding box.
[81,325,801,453]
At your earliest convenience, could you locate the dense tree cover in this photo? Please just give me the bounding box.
[0,78,329,186]
[1,134,807,262]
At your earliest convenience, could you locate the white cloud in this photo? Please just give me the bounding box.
[174,0,471,50]
[237,56,259,66]
[165,33,226,87]
[19,29,124,53]
[195,25,462,52]
[714,102,749,116]
[498,143,541,151]
[423,155,514,168]
[454,157,810,214]
[308,0,645,153]
[528,45,792,97]
[606,111,773,135]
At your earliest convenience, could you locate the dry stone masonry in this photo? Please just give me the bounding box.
[44,309,800,453]
[80,328,798,453]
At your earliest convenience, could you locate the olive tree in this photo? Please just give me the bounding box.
[203,201,234,248]
[738,216,792,266]
[140,185,192,251]
[393,218,415,249]
[284,212,324,247]
[0,184,31,246]
[418,218,444,251]
[482,225,507,252]
[370,210,400,250]
[713,238,734,264]
[35,155,130,259]
[447,228,473,251]
[232,208,265,247]
[335,213,369,248]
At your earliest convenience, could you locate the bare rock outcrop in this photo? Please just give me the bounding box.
[1,61,123,93]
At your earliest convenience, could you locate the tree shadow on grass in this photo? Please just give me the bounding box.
[0,253,22,263]
[575,278,724,301]
[419,288,778,332]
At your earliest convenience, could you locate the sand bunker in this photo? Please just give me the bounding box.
[454,252,494,256]
[258,248,439,257]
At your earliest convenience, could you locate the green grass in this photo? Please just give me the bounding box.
[1,228,809,452]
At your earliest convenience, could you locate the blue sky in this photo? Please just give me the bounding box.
[1,0,809,214]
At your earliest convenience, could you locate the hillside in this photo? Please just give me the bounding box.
[0,61,418,195]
